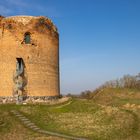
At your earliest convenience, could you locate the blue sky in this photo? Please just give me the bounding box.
[0,0,140,94]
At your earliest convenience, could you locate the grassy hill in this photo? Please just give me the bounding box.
[92,88,140,106]
[0,88,140,140]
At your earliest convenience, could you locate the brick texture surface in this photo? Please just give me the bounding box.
[0,16,60,97]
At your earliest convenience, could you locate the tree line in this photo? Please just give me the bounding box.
[74,73,140,99]
[102,73,140,89]
[66,73,140,99]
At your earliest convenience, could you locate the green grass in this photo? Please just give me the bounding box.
[0,104,64,140]
[16,98,140,139]
[0,88,140,140]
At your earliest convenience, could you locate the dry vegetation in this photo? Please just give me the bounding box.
[0,94,138,140]
[0,108,64,140]
[0,73,140,140]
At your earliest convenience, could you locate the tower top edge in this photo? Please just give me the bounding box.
[4,15,49,24]
[0,15,58,32]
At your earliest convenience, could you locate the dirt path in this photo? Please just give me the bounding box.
[55,100,73,108]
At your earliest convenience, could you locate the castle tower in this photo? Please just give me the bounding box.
[0,16,60,99]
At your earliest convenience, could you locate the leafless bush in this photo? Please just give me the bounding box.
[102,73,140,89]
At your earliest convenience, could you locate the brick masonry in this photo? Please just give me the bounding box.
[0,16,60,97]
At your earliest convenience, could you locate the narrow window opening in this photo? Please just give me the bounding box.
[24,32,31,44]
[16,58,24,75]
[14,58,27,103]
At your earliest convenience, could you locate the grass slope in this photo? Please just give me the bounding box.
[0,88,140,140]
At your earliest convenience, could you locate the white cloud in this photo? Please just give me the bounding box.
[5,0,28,7]
[0,0,60,18]
[0,5,11,15]
[0,0,30,16]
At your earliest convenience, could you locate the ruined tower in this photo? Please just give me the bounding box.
[0,15,60,100]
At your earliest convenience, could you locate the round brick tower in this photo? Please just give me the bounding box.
[0,15,60,100]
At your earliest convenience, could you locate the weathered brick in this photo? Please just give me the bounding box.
[0,16,60,97]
